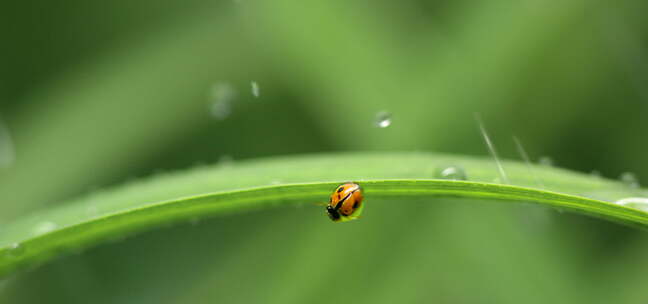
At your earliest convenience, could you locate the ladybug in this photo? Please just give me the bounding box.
[326,182,364,222]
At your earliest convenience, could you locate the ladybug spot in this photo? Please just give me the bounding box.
[337,187,344,193]
[353,201,359,209]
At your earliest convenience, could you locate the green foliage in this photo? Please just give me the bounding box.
[3,0,648,303]
[2,152,647,278]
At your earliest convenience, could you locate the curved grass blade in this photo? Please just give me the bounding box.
[1,152,647,277]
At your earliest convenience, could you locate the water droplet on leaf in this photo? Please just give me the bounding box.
[374,111,392,128]
[218,155,234,167]
[33,221,58,236]
[614,197,648,212]
[435,166,467,180]
[5,243,24,257]
[619,172,640,188]
[538,156,554,167]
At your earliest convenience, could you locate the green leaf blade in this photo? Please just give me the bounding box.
[1,152,646,277]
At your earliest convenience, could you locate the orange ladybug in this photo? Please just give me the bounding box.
[326,183,364,222]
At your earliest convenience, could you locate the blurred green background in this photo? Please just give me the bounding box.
[2,0,648,303]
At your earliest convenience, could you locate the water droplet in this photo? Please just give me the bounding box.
[269,180,282,185]
[513,136,544,188]
[208,82,236,120]
[5,243,24,257]
[435,166,467,180]
[32,221,58,236]
[620,172,640,188]
[189,217,201,226]
[0,118,15,168]
[590,170,602,178]
[218,155,234,167]
[614,197,648,212]
[475,113,509,184]
[251,81,260,98]
[538,156,554,167]
[374,111,392,128]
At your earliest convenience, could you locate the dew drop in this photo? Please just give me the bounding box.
[5,242,24,257]
[218,155,234,167]
[435,166,467,180]
[538,156,554,167]
[614,197,648,212]
[251,81,260,98]
[32,221,58,236]
[374,111,392,128]
[619,172,640,188]
[208,82,236,120]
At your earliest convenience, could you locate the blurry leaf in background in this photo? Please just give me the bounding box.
[0,2,333,220]
[2,0,648,303]
[0,119,16,168]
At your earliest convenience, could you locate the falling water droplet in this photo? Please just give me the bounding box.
[0,118,15,168]
[619,172,640,188]
[474,113,509,184]
[32,221,58,236]
[538,156,554,167]
[208,82,236,120]
[251,81,260,98]
[614,197,648,212]
[374,111,392,128]
[435,166,467,180]
[5,242,24,257]
[513,136,544,188]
